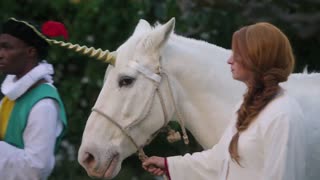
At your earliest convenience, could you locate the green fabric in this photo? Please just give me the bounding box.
[4,83,67,153]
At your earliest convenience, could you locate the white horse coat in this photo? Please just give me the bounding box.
[78,18,320,179]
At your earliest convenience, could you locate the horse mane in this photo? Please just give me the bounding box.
[152,21,230,55]
[171,34,227,50]
[289,72,320,80]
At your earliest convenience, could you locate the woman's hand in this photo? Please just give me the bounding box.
[142,156,166,176]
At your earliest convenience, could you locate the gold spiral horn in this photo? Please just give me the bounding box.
[46,39,116,65]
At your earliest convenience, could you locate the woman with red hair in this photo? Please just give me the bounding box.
[143,22,306,180]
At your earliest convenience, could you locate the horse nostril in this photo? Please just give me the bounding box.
[82,152,96,169]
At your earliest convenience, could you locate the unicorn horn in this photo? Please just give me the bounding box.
[41,20,116,65]
[46,39,116,65]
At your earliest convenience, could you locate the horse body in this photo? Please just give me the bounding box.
[78,19,320,179]
[282,74,320,180]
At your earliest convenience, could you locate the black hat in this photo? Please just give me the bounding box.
[1,18,49,59]
[1,17,116,65]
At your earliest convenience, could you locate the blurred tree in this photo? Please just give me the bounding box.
[175,0,320,71]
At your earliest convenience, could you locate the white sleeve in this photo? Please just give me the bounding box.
[261,111,306,180]
[166,103,241,180]
[0,98,63,180]
[167,124,233,180]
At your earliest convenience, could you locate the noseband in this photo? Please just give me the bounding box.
[92,60,189,162]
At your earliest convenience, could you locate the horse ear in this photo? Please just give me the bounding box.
[148,17,175,50]
[133,19,152,36]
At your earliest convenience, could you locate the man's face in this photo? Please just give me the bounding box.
[0,34,30,76]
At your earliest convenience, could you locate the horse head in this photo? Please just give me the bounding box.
[78,18,177,179]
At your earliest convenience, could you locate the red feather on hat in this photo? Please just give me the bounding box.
[41,21,69,40]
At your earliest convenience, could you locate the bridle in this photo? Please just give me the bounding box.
[91,60,189,161]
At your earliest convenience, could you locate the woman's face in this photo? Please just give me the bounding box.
[227,52,253,84]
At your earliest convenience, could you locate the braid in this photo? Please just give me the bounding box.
[228,22,294,165]
[229,69,285,164]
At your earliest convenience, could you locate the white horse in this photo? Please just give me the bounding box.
[78,18,320,179]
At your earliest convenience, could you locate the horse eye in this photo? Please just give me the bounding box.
[119,76,135,87]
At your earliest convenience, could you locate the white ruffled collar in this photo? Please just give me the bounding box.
[1,61,54,100]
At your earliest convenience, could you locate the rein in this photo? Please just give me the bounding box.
[91,60,189,178]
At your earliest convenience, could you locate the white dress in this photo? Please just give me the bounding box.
[167,89,306,180]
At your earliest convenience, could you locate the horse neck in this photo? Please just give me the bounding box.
[162,35,245,148]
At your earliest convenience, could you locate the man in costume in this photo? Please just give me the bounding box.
[0,18,68,180]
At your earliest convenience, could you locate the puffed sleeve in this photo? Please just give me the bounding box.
[261,110,306,180]
[0,98,63,180]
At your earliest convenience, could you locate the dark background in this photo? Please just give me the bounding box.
[1,0,319,179]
